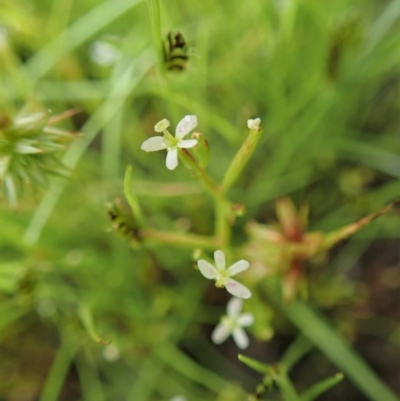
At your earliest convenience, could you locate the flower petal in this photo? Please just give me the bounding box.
[232,328,249,349]
[226,297,243,317]
[154,118,170,132]
[141,136,167,152]
[178,139,198,148]
[214,250,226,271]
[237,313,254,327]
[175,115,198,139]
[198,260,218,279]
[226,279,252,299]
[211,323,231,344]
[227,259,249,276]
[166,147,178,170]
[247,118,261,131]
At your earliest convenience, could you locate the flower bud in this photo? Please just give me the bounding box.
[247,118,261,131]
[190,132,210,168]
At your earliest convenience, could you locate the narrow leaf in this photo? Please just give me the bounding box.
[301,372,344,401]
[78,304,110,345]
[281,335,313,372]
[124,165,145,227]
[283,301,399,401]
[321,199,400,251]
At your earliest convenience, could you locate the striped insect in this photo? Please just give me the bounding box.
[163,31,189,72]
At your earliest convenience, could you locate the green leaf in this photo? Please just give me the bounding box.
[283,301,400,401]
[281,335,313,372]
[146,0,163,73]
[301,372,344,401]
[38,341,77,401]
[23,0,143,81]
[78,304,110,345]
[124,165,145,227]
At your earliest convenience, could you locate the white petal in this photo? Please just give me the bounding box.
[197,260,218,279]
[232,328,249,349]
[214,250,226,271]
[237,313,254,327]
[227,259,249,277]
[226,297,243,317]
[166,147,178,170]
[211,323,231,344]
[175,115,198,139]
[226,279,252,299]
[154,118,170,132]
[141,136,167,152]
[247,118,261,131]
[178,139,197,148]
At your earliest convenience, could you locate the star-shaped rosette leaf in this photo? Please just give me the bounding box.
[212,297,254,349]
[140,115,198,170]
[197,250,252,299]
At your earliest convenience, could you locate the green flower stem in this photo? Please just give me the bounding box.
[141,228,216,250]
[179,148,231,247]
[214,198,231,247]
[179,149,220,199]
[221,127,263,193]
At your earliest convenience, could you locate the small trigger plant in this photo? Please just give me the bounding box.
[3,3,400,401]
[110,113,399,401]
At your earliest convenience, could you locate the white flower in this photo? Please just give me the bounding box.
[141,115,198,170]
[89,40,120,66]
[212,297,254,349]
[197,250,252,299]
[247,118,261,131]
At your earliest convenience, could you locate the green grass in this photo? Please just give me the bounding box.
[1,0,400,400]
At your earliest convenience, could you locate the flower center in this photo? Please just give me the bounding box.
[221,316,239,330]
[215,270,230,288]
[164,131,178,148]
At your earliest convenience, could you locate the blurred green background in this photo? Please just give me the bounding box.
[1,0,400,400]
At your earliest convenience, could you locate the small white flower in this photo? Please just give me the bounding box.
[247,118,261,131]
[212,297,254,349]
[89,40,120,66]
[141,115,198,170]
[197,250,252,299]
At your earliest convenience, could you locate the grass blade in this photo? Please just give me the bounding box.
[283,301,400,401]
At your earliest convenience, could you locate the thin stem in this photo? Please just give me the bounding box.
[141,228,217,250]
[124,165,146,227]
[179,149,231,248]
[221,126,263,193]
[179,149,220,199]
[214,198,230,248]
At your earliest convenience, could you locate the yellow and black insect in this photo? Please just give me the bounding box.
[163,31,189,72]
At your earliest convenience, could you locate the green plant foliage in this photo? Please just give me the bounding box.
[1,0,400,400]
